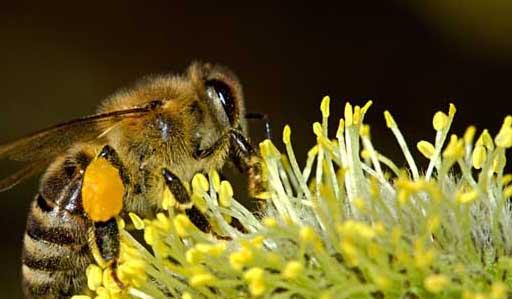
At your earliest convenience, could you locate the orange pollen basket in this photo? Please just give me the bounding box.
[82,157,125,222]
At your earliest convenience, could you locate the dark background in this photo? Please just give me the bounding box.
[1,1,512,297]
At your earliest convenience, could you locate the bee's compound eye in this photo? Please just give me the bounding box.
[205,79,235,124]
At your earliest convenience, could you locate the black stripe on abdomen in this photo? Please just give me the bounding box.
[26,213,79,245]
[22,233,90,271]
[26,194,86,245]
[22,265,86,299]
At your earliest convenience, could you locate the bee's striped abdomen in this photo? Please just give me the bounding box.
[22,152,94,299]
[22,194,92,298]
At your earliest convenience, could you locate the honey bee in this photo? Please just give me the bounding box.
[0,62,267,298]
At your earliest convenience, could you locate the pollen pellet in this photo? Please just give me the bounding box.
[82,157,125,222]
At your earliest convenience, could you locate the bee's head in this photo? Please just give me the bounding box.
[188,62,247,134]
[99,62,247,170]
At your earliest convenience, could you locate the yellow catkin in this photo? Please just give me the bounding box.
[424,274,449,293]
[162,187,176,210]
[262,217,278,228]
[354,197,366,211]
[384,111,396,128]
[174,214,193,237]
[427,215,440,232]
[490,282,507,299]
[102,268,121,293]
[336,119,345,138]
[186,248,202,264]
[219,181,233,207]
[345,103,354,126]
[443,135,464,159]
[360,124,370,137]
[190,273,216,287]
[196,242,226,257]
[432,111,448,131]
[312,122,323,137]
[374,275,392,291]
[496,126,512,148]
[209,170,221,192]
[229,247,253,270]
[282,261,303,279]
[340,240,359,266]
[128,212,145,230]
[456,189,479,204]
[320,96,330,118]
[417,141,435,159]
[502,174,512,185]
[480,129,494,150]
[360,149,371,160]
[353,105,362,125]
[191,193,208,213]
[299,226,317,244]
[464,126,477,145]
[361,100,373,118]
[73,99,512,299]
[472,145,487,169]
[192,173,209,193]
[448,103,457,117]
[244,267,266,296]
[86,264,103,291]
[504,185,512,198]
[283,125,291,144]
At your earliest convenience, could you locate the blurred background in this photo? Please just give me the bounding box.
[1,1,512,297]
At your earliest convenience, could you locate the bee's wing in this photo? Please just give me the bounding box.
[0,159,50,191]
[0,106,150,191]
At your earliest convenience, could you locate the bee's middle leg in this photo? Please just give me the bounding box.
[162,169,210,233]
[162,168,231,239]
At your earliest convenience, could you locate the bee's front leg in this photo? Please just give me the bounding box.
[193,129,267,207]
[82,145,128,288]
[227,130,268,204]
[191,129,267,233]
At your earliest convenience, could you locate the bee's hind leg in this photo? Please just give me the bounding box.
[85,145,129,289]
[90,219,124,288]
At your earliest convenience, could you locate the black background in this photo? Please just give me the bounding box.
[1,1,512,297]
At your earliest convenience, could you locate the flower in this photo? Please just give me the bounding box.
[75,98,512,299]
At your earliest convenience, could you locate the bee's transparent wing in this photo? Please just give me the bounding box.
[0,107,150,191]
[0,160,49,191]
